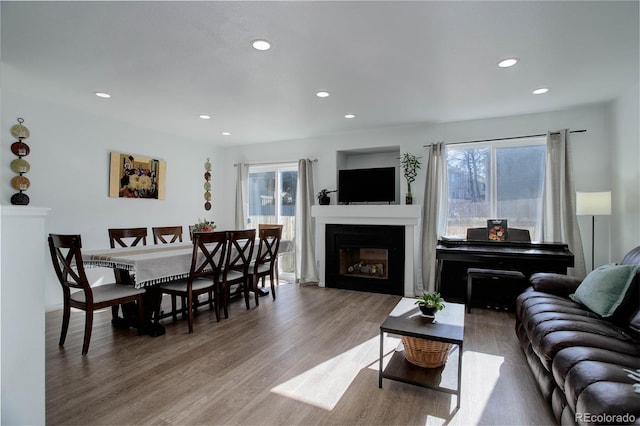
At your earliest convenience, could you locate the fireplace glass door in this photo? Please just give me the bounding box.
[339,247,388,280]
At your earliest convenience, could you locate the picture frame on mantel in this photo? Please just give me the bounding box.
[109,152,166,199]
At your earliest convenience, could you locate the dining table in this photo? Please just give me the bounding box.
[83,239,292,336]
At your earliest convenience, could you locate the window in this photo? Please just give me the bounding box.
[248,163,297,272]
[445,138,546,240]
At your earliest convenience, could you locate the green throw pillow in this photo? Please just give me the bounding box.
[570,263,640,317]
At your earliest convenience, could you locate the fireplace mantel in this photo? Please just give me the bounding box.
[312,205,421,296]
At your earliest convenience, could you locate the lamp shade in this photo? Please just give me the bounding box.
[576,191,611,216]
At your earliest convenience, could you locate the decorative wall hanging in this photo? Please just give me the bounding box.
[109,152,166,199]
[9,118,31,205]
[204,158,212,210]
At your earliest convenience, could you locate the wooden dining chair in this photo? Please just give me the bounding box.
[108,227,148,248]
[107,227,148,321]
[258,224,284,286]
[249,227,282,303]
[158,231,227,333]
[152,226,183,244]
[48,234,146,355]
[151,225,185,319]
[221,229,256,316]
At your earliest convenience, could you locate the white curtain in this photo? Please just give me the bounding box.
[234,162,248,230]
[541,130,586,278]
[295,159,319,284]
[419,142,448,294]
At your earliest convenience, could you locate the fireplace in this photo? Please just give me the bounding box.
[325,224,404,295]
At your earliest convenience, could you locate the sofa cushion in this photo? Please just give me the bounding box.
[517,291,597,321]
[575,381,640,424]
[570,263,640,318]
[565,360,640,414]
[552,346,640,393]
[530,272,582,297]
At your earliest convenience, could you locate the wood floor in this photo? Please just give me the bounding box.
[46,279,556,425]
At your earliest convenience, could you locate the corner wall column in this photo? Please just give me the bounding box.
[1,205,51,425]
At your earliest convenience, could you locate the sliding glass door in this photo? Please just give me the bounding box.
[248,163,297,273]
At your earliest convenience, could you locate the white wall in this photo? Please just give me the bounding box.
[610,83,640,260]
[1,90,224,311]
[1,90,636,312]
[222,102,617,270]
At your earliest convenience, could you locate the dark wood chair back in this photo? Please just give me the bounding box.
[49,234,92,294]
[255,227,282,270]
[152,226,183,244]
[258,223,283,232]
[190,231,227,280]
[108,227,148,248]
[226,229,256,272]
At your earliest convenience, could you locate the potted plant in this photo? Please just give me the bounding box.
[415,291,445,317]
[193,218,216,232]
[400,152,421,204]
[316,189,337,205]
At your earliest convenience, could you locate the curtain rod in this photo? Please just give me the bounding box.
[233,159,317,167]
[424,129,587,147]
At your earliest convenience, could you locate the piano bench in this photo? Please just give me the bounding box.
[466,268,526,314]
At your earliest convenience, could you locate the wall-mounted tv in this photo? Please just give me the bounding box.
[338,167,395,204]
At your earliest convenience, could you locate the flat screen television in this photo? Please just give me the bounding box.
[338,167,395,204]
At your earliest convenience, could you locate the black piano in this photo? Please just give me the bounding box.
[436,239,574,309]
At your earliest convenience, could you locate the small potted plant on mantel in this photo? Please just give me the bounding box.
[415,291,445,317]
[316,189,337,205]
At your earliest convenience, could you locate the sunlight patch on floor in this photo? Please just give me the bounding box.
[270,335,400,410]
[453,350,505,425]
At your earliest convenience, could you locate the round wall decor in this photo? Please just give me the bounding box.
[9,118,31,206]
[203,157,212,210]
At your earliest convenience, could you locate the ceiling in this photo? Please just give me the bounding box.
[2,1,638,147]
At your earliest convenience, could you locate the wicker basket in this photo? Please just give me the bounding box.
[401,336,452,368]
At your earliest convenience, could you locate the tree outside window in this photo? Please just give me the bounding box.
[445,139,546,240]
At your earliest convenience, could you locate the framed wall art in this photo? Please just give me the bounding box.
[109,152,166,199]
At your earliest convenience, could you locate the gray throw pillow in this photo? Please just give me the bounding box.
[570,263,640,318]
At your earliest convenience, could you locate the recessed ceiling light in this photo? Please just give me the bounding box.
[344,114,356,119]
[95,92,111,98]
[222,132,231,136]
[316,91,330,98]
[532,87,549,95]
[199,114,211,119]
[252,39,271,51]
[498,58,519,68]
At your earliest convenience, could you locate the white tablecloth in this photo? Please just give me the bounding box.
[83,240,292,288]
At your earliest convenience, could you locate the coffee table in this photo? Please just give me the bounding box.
[379,298,465,408]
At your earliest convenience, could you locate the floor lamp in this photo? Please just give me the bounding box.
[576,191,611,271]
